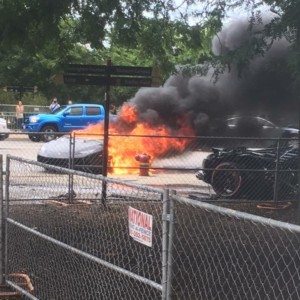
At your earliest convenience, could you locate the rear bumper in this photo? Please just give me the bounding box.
[37,154,103,174]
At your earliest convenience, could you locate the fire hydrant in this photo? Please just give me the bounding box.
[107,155,113,173]
[135,153,151,176]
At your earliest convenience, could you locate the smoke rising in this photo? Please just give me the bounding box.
[123,14,298,135]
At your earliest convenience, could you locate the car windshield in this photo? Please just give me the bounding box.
[50,106,67,114]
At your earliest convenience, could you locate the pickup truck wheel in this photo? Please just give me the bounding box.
[28,134,41,142]
[42,126,57,142]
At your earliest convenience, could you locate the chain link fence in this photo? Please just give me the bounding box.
[167,195,300,299]
[0,104,49,131]
[0,132,298,202]
[3,156,166,299]
[1,155,300,298]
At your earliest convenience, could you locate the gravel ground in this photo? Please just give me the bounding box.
[5,198,300,299]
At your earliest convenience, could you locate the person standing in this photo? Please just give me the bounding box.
[49,97,60,112]
[66,96,72,105]
[15,100,24,130]
[109,103,117,114]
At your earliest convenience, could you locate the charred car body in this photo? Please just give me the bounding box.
[37,136,104,173]
[196,145,299,200]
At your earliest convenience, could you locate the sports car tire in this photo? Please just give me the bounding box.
[42,125,58,142]
[211,162,243,199]
[28,134,41,142]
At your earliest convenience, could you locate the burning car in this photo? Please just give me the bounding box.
[37,135,104,173]
[196,145,299,200]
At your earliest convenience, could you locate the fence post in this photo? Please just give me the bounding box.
[161,189,169,299]
[297,121,300,224]
[4,156,10,282]
[162,189,175,300]
[68,133,75,203]
[165,190,175,300]
[0,154,4,284]
[273,139,281,203]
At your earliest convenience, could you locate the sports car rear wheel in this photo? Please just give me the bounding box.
[211,162,242,199]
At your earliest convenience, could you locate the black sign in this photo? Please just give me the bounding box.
[110,66,152,77]
[64,75,152,87]
[63,74,108,86]
[5,86,20,92]
[66,64,152,77]
[4,86,37,93]
[110,77,152,87]
[65,64,107,75]
[23,87,36,93]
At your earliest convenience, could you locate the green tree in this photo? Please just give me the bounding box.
[182,1,299,78]
[0,1,298,105]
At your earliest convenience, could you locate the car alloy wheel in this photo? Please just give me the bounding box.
[211,162,242,199]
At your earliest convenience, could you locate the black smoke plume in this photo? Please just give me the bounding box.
[125,15,298,135]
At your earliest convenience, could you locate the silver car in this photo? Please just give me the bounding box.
[0,117,10,140]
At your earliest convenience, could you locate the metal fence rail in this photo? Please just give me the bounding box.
[0,105,49,130]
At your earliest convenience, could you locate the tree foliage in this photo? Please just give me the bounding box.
[0,0,298,104]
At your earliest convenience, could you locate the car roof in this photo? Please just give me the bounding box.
[68,103,104,107]
[227,116,267,120]
[227,116,275,123]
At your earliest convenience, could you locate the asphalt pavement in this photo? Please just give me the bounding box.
[1,133,211,196]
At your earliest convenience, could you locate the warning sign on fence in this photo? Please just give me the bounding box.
[128,207,153,247]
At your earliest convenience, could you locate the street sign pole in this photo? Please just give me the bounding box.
[63,62,155,206]
[101,59,112,205]
[19,88,23,101]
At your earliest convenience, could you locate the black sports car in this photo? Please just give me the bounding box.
[37,135,104,173]
[224,116,299,138]
[196,145,299,200]
[197,116,299,149]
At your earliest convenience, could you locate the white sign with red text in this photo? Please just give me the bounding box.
[128,207,153,247]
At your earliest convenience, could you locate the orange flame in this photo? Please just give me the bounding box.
[75,104,195,174]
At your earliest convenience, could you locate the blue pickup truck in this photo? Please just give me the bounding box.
[24,104,105,142]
